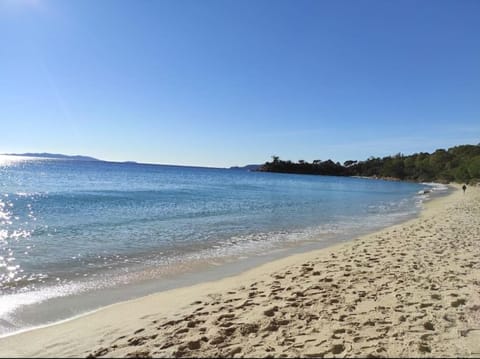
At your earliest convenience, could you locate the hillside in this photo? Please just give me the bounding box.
[258,144,480,184]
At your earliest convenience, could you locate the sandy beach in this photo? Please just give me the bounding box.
[1,184,479,358]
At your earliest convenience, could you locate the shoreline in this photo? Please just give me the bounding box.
[1,183,479,357]
[0,179,432,339]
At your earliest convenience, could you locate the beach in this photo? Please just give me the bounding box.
[1,183,479,358]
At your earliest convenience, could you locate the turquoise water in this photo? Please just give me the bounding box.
[0,155,441,335]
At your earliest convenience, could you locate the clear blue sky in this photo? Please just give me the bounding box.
[1,0,479,167]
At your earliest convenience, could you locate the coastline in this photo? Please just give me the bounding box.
[0,175,428,338]
[1,183,479,357]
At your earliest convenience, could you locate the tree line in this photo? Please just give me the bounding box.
[258,144,480,183]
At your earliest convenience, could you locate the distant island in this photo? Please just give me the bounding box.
[229,164,261,171]
[258,144,480,184]
[4,153,101,161]
[3,153,245,169]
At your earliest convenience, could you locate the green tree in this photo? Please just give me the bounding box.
[467,155,480,179]
[454,165,470,182]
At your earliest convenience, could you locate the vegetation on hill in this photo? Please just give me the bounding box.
[258,144,480,184]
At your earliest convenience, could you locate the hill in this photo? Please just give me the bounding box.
[4,153,100,161]
[258,144,480,184]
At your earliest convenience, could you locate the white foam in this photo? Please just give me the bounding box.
[421,182,450,192]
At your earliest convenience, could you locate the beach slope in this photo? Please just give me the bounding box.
[1,185,479,357]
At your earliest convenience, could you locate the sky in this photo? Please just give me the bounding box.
[0,0,479,168]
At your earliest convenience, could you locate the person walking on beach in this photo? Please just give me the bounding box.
[462,184,467,194]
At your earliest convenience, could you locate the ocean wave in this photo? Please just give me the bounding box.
[420,182,450,191]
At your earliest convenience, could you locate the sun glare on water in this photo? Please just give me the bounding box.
[0,155,41,167]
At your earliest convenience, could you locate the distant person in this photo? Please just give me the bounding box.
[462,184,467,194]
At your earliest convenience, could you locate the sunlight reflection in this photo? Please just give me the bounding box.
[0,155,41,167]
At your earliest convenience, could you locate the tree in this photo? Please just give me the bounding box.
[467,155,480,179]
[258,144,480,183]
[454,165,470,182]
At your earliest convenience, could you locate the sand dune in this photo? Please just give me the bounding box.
[1,184,479,358]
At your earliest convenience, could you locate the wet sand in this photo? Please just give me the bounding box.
[1,184,479,358]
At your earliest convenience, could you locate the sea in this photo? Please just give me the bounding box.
[0,155,449,336]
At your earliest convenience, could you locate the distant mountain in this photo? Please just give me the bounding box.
[4,153,101,161]
[229,164,261,171]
